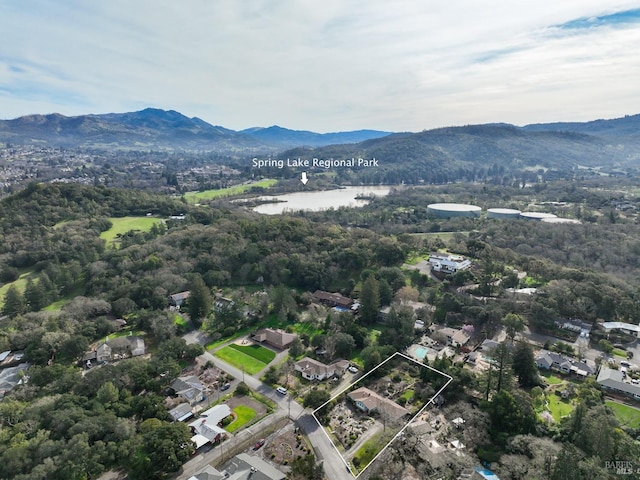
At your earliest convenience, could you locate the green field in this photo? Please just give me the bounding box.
[226,405,258,433]
[606,401,640,428]
[100,216,162,247]
[183,179,277,202]
[0,270,35,309]
[214,346,270,375]
[228,343,276,364]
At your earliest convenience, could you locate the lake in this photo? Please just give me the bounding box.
[252,186,393,215]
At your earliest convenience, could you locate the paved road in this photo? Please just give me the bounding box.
[182,332,354,480]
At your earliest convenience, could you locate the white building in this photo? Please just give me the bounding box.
[428,253,472,274]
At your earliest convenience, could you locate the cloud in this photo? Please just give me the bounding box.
[1,1,640,131]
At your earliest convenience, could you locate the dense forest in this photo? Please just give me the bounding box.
[1,180,640,479]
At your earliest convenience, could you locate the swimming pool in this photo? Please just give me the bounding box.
[414,346,427,359]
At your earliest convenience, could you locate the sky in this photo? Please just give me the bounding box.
[1,1,640,132]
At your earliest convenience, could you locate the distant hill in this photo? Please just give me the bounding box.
[280,122,640,184]
[522,113,640,138]
[239,125,391,147]
[0,108,390,152]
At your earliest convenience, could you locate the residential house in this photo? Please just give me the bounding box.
[433,326,470,347]
[294,357,350,381]
[428,253,472,274]
[188,404,232,449]
[480,339,500,352]
[348,387,410,422]
[312,290,354,309]
[597,367,640,400]
[108,336,146,357]
[96,343,112,363]
[169,291,191,308]
[251,328,297,350]
[535,350,595,377]
[191,452,286,480]
[189,417,228,449]
[171,375,206,405]
[168,403,194,422]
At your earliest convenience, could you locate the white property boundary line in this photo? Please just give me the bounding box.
[311,351,453,478]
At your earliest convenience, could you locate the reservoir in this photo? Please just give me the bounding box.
[252,186,392,215]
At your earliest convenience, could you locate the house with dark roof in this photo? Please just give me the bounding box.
[170,375,206,405]
[169,291,191,308]
[347,387,410,422]
[312,290,354,309]
[535,349,595,377]
[597,367,640,400]
[251,328,297,350]
[168,403,194,422]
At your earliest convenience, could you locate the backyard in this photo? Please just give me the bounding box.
[214,343,276,375]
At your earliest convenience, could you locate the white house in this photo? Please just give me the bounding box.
[294,357,350,381]
[428,253,472,274]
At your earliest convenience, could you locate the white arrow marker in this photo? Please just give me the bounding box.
[300,172,309,185]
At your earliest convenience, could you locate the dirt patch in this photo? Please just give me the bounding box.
[263,424,313,466]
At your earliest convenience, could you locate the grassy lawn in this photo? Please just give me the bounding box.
[173,313,188,327]
[606,401,640,428]
[613,348,628,358]
[100,216,162,247]
[183,179,277,202]
[214,346,268,375]
[353,433,388,472]
[547,393,575,422]
[228,343,276,364]
[226,405,258,433]
[540,371,564,385]
[400,389,415,402]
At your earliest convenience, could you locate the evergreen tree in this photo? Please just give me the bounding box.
[2,285,25,317]
[512,341,541,388]
[359,274,380,325]
[24,277,48,312]
[187,274,212,326]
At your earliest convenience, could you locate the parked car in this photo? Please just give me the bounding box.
[253,438,265,450]
[220,383,231,391]
[348,366,358,374]
[276,386,287,395]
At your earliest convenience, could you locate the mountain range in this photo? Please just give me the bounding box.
[0,108,391,152]
[2,108,640,179]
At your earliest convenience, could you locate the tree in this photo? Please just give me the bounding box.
[187,274,212,326]
[2,285,25,317]
[329,332,356,359]
[129,422,194,479]
[488,390,536,444]
[288,337,304,359]
[512,342,541,388]
[289,454,324,480]
[24,277,49,311]
[97,381,119,405]
[502,313,525,342]
[359,274,380,325]
[303,388,330,409]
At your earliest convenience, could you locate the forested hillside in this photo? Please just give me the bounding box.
[1,181,640,479]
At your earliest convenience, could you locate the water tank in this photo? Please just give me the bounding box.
[519,212,557,221]
[487,208,521,219]
[427,203,482,218]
